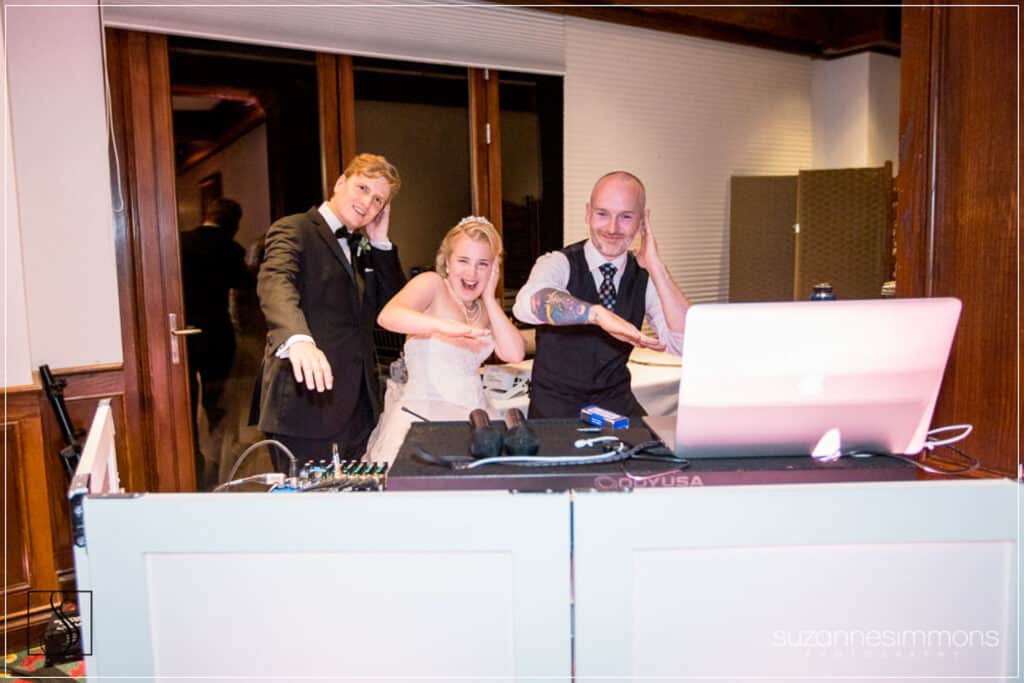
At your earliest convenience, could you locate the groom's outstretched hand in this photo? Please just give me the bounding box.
[288,340,334,392]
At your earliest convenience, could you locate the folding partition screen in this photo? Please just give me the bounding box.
[795,166,893,300]
[729,166,893,302]
[728,175,797,302]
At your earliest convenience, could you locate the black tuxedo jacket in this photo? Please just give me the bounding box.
[250,208,405,438]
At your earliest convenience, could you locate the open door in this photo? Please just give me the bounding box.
[106,29,196,491]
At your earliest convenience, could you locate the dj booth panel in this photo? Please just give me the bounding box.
[72,405,1018,681]
[77,491,571,680]
[573,479,1020,680]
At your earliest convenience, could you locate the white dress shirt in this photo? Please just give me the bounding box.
[512,240,683,355]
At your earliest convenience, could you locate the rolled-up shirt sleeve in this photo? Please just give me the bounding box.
[644,281,684,356]
[512,251,571,325]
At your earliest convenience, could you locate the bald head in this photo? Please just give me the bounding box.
[591,171,646,211]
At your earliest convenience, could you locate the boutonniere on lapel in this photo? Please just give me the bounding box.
[356,236,371,258]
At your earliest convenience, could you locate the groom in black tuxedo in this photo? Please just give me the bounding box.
[251,153,405,467]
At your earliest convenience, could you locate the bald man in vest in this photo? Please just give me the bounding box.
[513,171,691,418]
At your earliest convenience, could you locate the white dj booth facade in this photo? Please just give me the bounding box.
[72,404,1021,681]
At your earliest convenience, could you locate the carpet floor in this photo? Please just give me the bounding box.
[3,651,84,681]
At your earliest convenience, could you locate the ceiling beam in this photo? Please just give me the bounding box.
[486,2,900,58]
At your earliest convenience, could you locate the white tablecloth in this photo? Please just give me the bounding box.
[485,348,682,417]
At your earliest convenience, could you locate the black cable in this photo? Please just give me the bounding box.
[918,443,981,474]
[617,462,691,485]
[42,592,79,664]
[401,406,431,422]
[413,447,473,468]
[846,444,980,475]
[413,440,672,470]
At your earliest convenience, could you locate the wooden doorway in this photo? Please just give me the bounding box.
[105,28,195,492]
[106,30,562,491]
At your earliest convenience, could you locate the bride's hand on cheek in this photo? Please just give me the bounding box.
[484,262,501,302]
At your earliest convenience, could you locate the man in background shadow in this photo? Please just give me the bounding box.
[180,197,255,488]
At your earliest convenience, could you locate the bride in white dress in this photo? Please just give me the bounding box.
[365,216,526,464]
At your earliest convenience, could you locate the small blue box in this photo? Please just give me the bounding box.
[580,405,629,430]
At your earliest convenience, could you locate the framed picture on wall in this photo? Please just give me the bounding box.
[199,172,222,216]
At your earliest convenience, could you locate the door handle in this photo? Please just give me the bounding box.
[168,313,201,365]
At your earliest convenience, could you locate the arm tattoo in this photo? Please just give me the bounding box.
[530,288,593,325]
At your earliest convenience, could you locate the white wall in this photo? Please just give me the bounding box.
[176,124,271,253]
[4,2,122,371]
[1,16,33,387]
[565,18,814,303]
[812,54,868,169]
[867,53,900,172]
[812,52,900,172]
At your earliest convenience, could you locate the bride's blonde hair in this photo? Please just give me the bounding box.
[435,216,503,278]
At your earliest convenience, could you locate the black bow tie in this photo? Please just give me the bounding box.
[334,226,362,250]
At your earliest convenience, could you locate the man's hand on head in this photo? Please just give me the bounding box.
[364,202,391,243]
[634,209,661,271]
[288,340,334,392]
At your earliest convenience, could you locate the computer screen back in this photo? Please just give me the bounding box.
[674,297,961,458]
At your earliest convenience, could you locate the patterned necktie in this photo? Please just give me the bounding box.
[598,263,617,310]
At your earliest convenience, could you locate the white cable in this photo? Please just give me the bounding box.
[226,439,298,481]
[96,3,125,214]
[213,473,284,492]
[924,424,973,450]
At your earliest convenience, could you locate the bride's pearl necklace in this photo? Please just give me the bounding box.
[445,278,482,326]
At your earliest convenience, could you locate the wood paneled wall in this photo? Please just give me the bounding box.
[897,7,1019,477]
[4,389,56,648]
[3,365,133,648]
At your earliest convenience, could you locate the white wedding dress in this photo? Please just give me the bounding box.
[365,333,496,465]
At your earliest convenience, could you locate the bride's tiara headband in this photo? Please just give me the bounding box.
[456,215,494,229]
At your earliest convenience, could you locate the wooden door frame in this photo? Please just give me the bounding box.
[895,7,1019,477]
[106,28,196,492]
[317,53,357,196]
[105,43,509,496]
[469,67,504,231]
[469,67,505,302]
